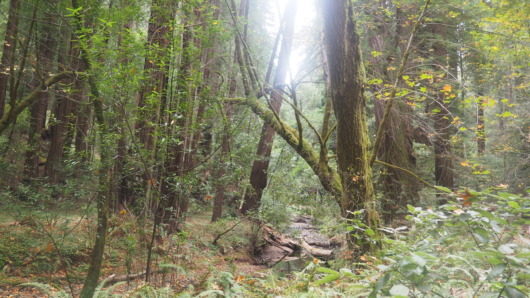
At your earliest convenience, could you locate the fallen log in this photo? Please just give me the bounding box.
[260,224,335,264]
[104,271,146,284]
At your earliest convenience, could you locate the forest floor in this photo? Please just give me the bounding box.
[0,208,340,297]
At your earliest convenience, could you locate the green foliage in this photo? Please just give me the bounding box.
[369,188,530,297]
[198,271,249,298]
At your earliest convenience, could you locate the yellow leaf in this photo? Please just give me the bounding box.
[442,84,452,92]
[456,188,474,208]
[460,161,469,167]
[45,243,54,253]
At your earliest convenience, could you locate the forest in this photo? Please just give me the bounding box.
[0,0,529,296]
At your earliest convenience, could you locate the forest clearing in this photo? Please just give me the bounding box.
[0,0,529,297]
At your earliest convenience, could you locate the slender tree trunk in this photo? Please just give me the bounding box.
[73,77,90,163]
[46,40,81,184]
[322,0,379,251]
[477,93,486,156]
[240,0,298,214]
[135,0,175,153]
[45,89,74,183]
[211,104,232,222]
[24,12,56,178]
[0,0,19,119]
[368,4,419,220]
[429,23,454,189]
[212,41,236,222]
[69,0,112,296]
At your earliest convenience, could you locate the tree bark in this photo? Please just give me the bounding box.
[367,2,419,220]
[429,23,454,189]
[69,0,112,296]
[0,0,19,119]
[24,6,58,178]
[135,0,175,153]
[321,0,379,250]
[477,93,486,156]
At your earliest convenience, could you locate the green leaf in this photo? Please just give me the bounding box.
[365,228,375,237]
[487,263,506,281]
[472,227,490,244]
[499,245,515,255]
[435,186,452,193]
[390,284,410,297]
[339,268,355,277]
[487,256,504,266]
[411,253,427,267]
[314,273,340,285]
[504,286,527,298]
[374,273,391,292]
[507,201,520,209]
[420,73,433,80]
[316,267,340,276]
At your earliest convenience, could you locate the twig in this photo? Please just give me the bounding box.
[212,220,243,245]
[374,159,436,190]
[269,251,291,268]
[105,271,147,285]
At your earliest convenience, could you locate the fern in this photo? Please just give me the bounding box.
[19,282,70,298]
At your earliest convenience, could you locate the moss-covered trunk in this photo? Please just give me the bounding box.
[367,2,420,220]
[321,0,379,250]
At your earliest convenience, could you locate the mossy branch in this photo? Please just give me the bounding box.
[225,97,343,202]
[0,71,81,135]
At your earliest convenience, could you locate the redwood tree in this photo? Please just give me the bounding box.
[322,0,379,248]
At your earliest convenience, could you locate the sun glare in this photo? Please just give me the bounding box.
[271,0,318,82]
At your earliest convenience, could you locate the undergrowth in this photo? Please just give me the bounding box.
[2,188,529,297]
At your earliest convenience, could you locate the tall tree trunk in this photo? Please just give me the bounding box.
[477,93,486,156]
[45,41,76,184]
[0,0,19,119]
[24,6,57,178]
[68,0,112,296]
[73,76,90,163]
[429,23,454,189]
[135,0,175,153]
[211,104,232,222]
[212,40,235,222]
[368,3,419,220]
[157,2,194,234]
[112,10,135,211]
[322,0,379,251]
[240,0,298,214]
